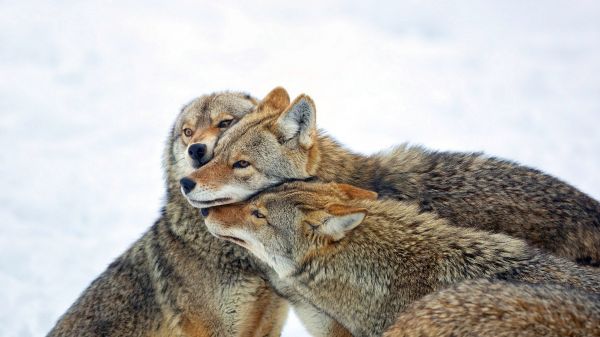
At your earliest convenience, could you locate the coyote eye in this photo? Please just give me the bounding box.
[183,128,193,137]
[252,210,265,219]
[233,160,250,169]
[217,119,234,128]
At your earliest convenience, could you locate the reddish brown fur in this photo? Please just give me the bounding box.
[189,162,235,189]
[259,87,290,113]
[180,314,213,337]
[190,126,220,147]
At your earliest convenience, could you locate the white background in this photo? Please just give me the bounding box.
[1,1,599,336]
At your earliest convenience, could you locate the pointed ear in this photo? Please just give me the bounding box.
[335,184,378,201]
[258,87,290,113]
[274,94,316,148]
[320,204,367,241]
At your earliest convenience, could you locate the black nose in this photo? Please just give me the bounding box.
[179,177,196,194]
[188,143,207,161]
[200,208,209,217]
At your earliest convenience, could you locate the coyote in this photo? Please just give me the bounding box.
[183,87,600,266]
[203,180,600,337]
[384,279,600,337]
[47,92,290,337]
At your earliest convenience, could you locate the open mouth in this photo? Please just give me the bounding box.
[187,197,232,207]
[217,234,246,246]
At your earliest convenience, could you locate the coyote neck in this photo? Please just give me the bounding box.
[314,133,418,199]
[314,134,364,184]
[163,182,257,271]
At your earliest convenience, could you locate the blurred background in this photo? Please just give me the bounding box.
[1,1,600,336]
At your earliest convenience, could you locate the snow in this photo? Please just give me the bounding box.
[1,1,599,336]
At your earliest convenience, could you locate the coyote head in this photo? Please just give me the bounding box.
[203,181,377,277]
[180,87,321,207]
[167,91,257,185]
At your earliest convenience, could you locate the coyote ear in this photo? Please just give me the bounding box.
[320,204,367,241]
[275,94,316,148]
[258,87,290,113]
[335,184,378,201]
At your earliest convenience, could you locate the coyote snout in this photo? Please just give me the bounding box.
[179,177,196,195]
[178,172,253,207]
[187,143,208,167]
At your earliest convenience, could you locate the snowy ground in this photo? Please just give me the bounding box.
[1,1,600,336]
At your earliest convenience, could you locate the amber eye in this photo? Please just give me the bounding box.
[217,119,234,128]
[232,160,250,169]
[252,210,265,219]
[183,128,193,137]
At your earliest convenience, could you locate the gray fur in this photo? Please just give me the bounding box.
[188,88,600,266]
[205,181,600,337]
[47,92,289,337]
[385,279,600,337]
